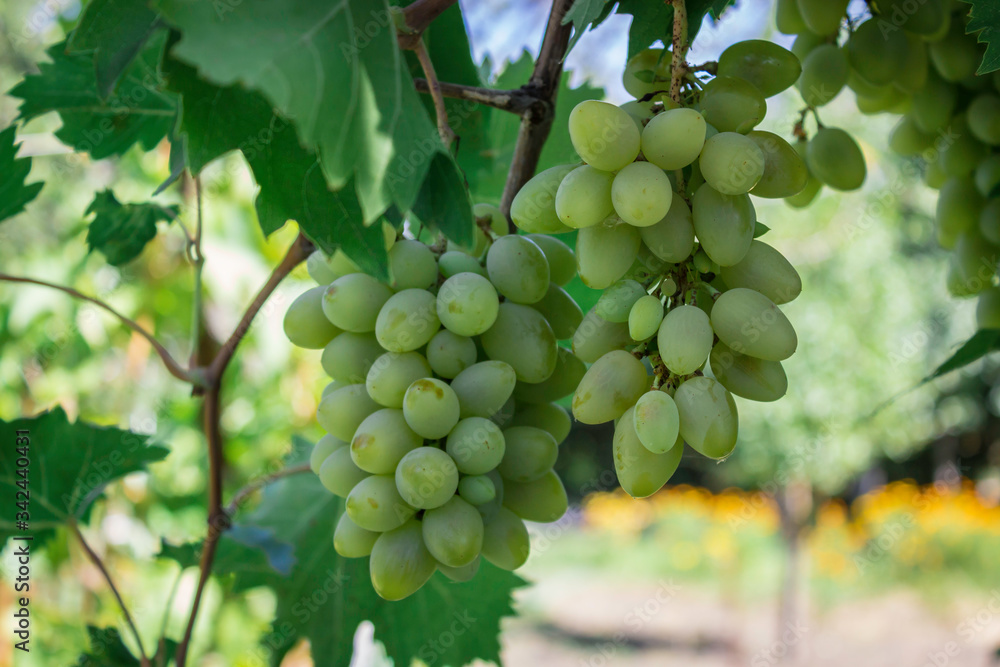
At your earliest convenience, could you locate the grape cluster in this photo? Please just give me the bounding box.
[781,0,1000,325]
[284,211,582,600]
[509,39,806,498]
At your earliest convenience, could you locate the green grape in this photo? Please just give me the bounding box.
[402,378,461,440]
[805,128,866,192]
[512,347,587,405]
[422,497,484,567]
[450,360,517,419]
[595,279,646,323]
[306,250,340,284]
[746,131,809,199]
[508,403,571,444]
[889,116,934,156]
[318,447,369,497]
[568,100,642,171]
[393,450,457,515]
[895,33,929,94]
[481,507,530,571]
[698,76,767,134]
[629,295,664,342]
[480,303,558,383]
[623,48,670,98]
[510,164,576,234]
[436,272,500,336]
[795,0,848,35]
[346,475,415,532]
[947,231,998,297]
[846,19,907,86]
[641,108,707,170]
[375,288,441,352]
[719,240,802,305]
[790,31,824,62]
[937,115,986,177]
[317,384,380,441]
[935,177,983,248]
[475,470,506,523]
[284,286,341,349]
[446,417,506,475]
[474,202,510,237]
[717,40,801,98]
[387,239,438,290]
[674,377,738,459]
[497,426,558,482]
[459,474,496,505]
[786,174,822,208]
[929,19,981,82]
[369,519,436,600]
[572,349,649,424]
[976,155,1000,196]
[873,0,945,35]
[333,512,380,558]
[710,288,797,361]
[366,351,433,408]
[555,165,616,229]
[328,248,364,276]
[911,72,957,133]
[438,251,486,278]
[350,408,422,474]
[797,44,848,107]
[502,471,568,523]
[321,332,384,384]
[980,199,1000,246]
[976,288,1000,328]
[710,341,788,403]
[621,100,650,130]
[322,274,393,333]
[438,557,480,582]
[699,132,765,195]
[691,184,756,267]
[529,283,583,339]
[639,195,694,263]
[854,84,909,115]
[310,434,347,474]
[527,234,576,286]
[613,405,683,498]
[692,249,719,276]
[611,162,673,228]
[925,159,948,189]
[426,329,477,379]
[572,308,633,363]
[577,218,642,289]
[776,0,807,33]
[657,304,713,375]
[485,235,550,305]
[633,390,680,454]
[492,396,516,428]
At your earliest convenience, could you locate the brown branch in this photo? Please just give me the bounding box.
[413,79,542,114]
[73,524,150,666]
[0,273,200,386]
[398,0,458,49]
[668,0,689,104]
[413,39,456,147]
[499,0,575,230]
[224,463,311,517]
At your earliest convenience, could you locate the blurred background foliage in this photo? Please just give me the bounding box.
[2,0,999,664]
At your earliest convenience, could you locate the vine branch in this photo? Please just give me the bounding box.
[499,0,575,229]
[0,273,199,386]
[188,177,206,372]
[668,0,689,105]
[72,523,150,666]
[413,79,543,114]
[397,0,458,49]
[225,463,311,516]
[413,39,456,147]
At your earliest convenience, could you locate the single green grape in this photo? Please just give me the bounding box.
[485,235,550,305]
[510,164,577,234]
[425,329,478,379]
[567,100,641,171]
[611,162,673,227]
[673,377,739,459]
[459,474,497,505]
[691,183,756,267]
[318,446,369,497]
[641,108,707,170]
[321,331,384,384]
[595,279,647,323]
[657,304,713,375]
[613,405,683,498]
[572,308,633,363]
[402,378,461,440]
[555,165,615,229]
[422,496,484,567]
[710,288,797,361]
[699,132,765,195]
[284,286,341,349]
[709,341,788,402]
[935,177,983,249]
[450,360,517,419]
[322,273,393,333]
[797,45,849,107]
[369,519,436,600]
[795,0,848,35]
[387,239,438,290]
[317,384,380,441]
[436,272,501,336]
[576,218,642,289]
[508,403,571,445]
[719,240,802,305]
[480,507,530,571]
[717,40,801,97]
[846,19,907,86]
[394,446,459,509]
[639,194,694,263]
[529,282,584,339]
[628,295,664,342]
[747,131,809,199]
[375,289,441,352]
[698,76,767,134]
[502,471,568,523]
[480,303,558,383]
[527,234,576,286]
[929,19,980,82]
[805,127,866,192]
[365,351,433,408]
[333,511,380,558]
[350,408,422,474]
[310,433,347,475]
[572,349,649,424]
[346,475,415,533]
[633,390,680,454]
[497,426,558,482]
[446,417,506,475]
[438,250,487,278]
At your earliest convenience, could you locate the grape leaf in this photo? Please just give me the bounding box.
[84,189,178,266]
[74,626,177,666]
[926,328,1000,380]
[563,0,611,53]
[9,32,176,159]
[0,126,43,224]
[753,222,770,238]
[68,0,162,97]
[617,0,738,59]
[210,437,526,667]
[158,523,296,577]
[156,0,458,228]
[0,407,169,548]
[411,153,474,243]
[160,53,390,276]
[964,0,1000,74]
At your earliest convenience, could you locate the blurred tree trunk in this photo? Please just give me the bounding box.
[775,481,812,665]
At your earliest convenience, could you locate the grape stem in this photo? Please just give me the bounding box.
[225,462,312,517]
[668,0,689,105]
[413,38,456,148]
[397,0,458,49]
[413,78,547,115]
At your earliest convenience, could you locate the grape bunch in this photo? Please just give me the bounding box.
[780,0,1000,327]
[509,39,806,498]
[283,209,581,600]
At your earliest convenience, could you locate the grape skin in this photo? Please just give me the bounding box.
[395,447,459,509]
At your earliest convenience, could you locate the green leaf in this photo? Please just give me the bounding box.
[753,222,770,238]
[74,626,140,666]
[84,189,178,266]
[0,408,169,548]
[156,0,456,226]
[161,53,389,277]
[964,0,1000,74]
[10,33,177,160]
[217,437,526,667]
[411,153,474,242]
[562,0,611,54]
[68,0,162,97]
[927,328,1000,380]
[158,523,296,577]
[617,0,737,59]
[0,126,43,223]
